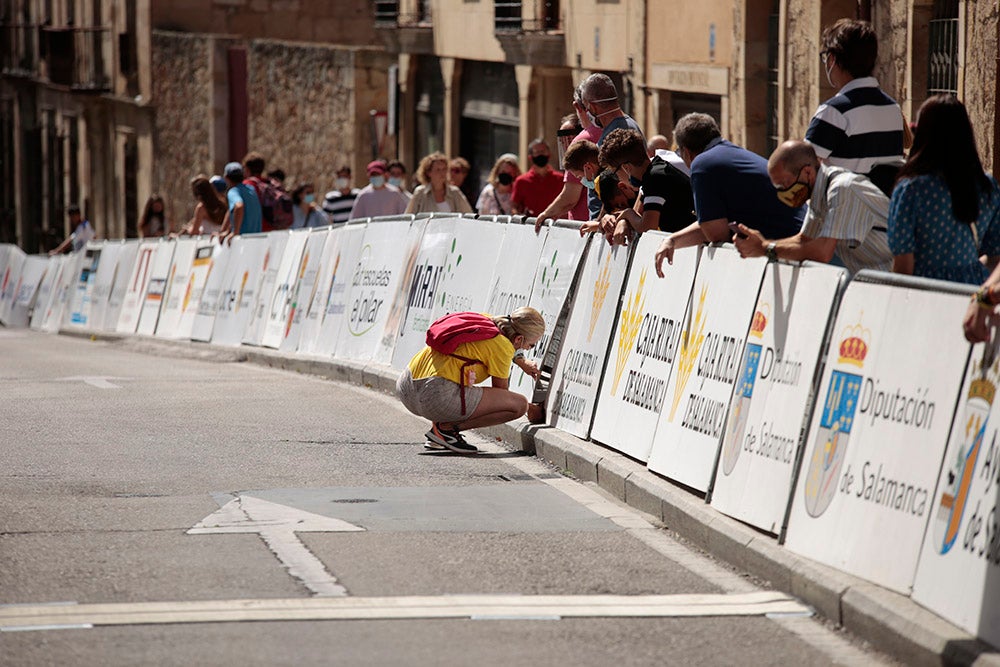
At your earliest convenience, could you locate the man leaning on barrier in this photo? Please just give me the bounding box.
[733,140,893,275]
[964,263,1000,343]
[653,113,804,277]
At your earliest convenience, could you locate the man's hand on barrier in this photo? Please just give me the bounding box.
[654,236,675,277]
[963,298,994,343]
[733,224,766,258]
[578,220,603,237]
[534,216,548,234]
[611,217,633,247]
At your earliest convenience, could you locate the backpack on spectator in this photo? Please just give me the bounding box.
[247,176,294,230]
[425,312,500,415]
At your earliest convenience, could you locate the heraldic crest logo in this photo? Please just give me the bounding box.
[721,303,769,475]
[803,316,869,517]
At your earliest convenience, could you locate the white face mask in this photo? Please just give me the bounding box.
[370,175,385,188]
[388,176,403,189]
[335,177,349,190]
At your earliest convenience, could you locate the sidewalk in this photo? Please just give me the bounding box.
[62,329,1000,667]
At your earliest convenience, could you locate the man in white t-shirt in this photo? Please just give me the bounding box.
[49,205,96,255]
[349,160,410,220]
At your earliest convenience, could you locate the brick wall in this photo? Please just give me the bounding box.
[151,31,214,227]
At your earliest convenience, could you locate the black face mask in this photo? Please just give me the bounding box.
[497,172,514,186]
[531,154,550,168]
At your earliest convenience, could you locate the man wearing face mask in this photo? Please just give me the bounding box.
[534,110,594,231]
[348,160,410,220]
[599,128,695,246]
[580,73,644,218]
[322,166,361,225]
[732,140,892,275]
[806,19,904,197]
[653,113,804,277]
[511,139,564,218]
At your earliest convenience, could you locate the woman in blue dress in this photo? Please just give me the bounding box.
[888,94,1000,284]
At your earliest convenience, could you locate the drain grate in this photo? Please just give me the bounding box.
[329,498,378,504]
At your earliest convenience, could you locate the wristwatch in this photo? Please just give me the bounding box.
[766,242,778,262]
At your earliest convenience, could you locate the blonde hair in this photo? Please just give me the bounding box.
[487,155,521,187]
[493,307,545,342]
[416,152,449,185]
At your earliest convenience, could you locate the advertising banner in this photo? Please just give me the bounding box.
[136,241,177,336]
[153,238,199,338]
[190,243,232,343]
[280,229,331,354]
[547,239,630,439]
[784,281,971,594]
[647,246,767,492]
[506,224,587,402]
[243,232,290,346]
[0,244,26,326]
[311,224,369,357]
[375,219,429,364]
[911,341,1000,647]
[65,243,103,328]
[10,255,51,328]
[389,217,471,369]
[86,242,124,331]
[171,240,218,340]
[334,219,415,362]
[709,262,846,533]
[30,255,65,330]
[590,233,700,462]
[34,254,75,333]
[295,228,348,356]
[116,242,159,334]
[103,241,140,332]
[260,229,310,349]
[211,236,268,347]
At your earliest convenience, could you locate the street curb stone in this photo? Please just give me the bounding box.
[58,329,1000,666]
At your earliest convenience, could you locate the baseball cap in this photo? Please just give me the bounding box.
[209,175,227,192]
[366,160,387,175]
[223,161,244,179]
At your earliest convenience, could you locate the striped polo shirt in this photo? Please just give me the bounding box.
[322,188,360,225]
[805,77,904,175]
[802,164,893,275]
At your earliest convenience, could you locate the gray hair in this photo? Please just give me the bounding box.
[673,113,721,155]
[580,73,617,104]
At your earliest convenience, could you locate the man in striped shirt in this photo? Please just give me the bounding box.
[322,165,360,225]
[805,19,904,196]
[733,141,892,275]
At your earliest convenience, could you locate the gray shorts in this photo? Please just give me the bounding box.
[395,369,484,423]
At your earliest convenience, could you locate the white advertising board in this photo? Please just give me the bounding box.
[174,241,220,340]
[47,250,85,333]
[389,217,462,369]
[103,241,139,332]
[784,281,971,594]
[709,262,845,533]
[29,255,64,330]
[32,254,71,332]
[509,224,589,401]
[211,235,269,347]
[295,228,345,356]
[116,242,159,334]
[66,243,103,328]
[153,238,199,338]
[334,219,415,362]
[136,241,177,336]
[590,233,699,462]
[0,244,26,326]
[190,243,232,343]
[312,225,367,357]
[911,342,1000,647]
[9,255,50,328]
[87,242,123,331]
[280,229,331,353]
[647,246,767,492]
[243,231,290,346]
[375,219,428,364]
[547,238,630,439]
[260,229,310,349]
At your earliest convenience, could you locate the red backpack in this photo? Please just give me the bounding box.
[425,312,501,415]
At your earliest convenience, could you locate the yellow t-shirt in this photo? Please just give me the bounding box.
[408,334,515,385]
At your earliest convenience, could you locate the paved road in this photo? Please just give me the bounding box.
[0,332,896,666]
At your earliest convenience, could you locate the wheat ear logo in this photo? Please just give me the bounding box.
[589,252,612,342]
[669,285,709,421]
[610,268,647,394]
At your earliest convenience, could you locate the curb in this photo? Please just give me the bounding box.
[60,329,1000,666]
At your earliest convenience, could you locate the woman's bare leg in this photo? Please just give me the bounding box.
[440,387,528,431]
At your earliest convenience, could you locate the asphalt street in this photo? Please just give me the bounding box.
[0,331,897,666]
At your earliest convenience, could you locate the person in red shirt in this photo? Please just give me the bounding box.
[511,139,564,217]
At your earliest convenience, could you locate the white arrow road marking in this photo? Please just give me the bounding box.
[56,376,126,389]
[187,495,364,597]
[0,591,811,629]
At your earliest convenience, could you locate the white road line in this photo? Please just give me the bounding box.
[0,592,808,629]
[55,375,125,389]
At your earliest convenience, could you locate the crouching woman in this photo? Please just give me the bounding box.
[395,307,545,453]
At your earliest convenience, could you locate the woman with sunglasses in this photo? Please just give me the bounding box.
[405,152,474,215]
[395,307,544,453]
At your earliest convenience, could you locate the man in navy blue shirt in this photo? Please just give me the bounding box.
[654,113,804,277]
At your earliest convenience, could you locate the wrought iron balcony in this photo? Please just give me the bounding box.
[495,0,560,33]
[494,0,564,66]
[372,0,433,54]
[39,25,111,93]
